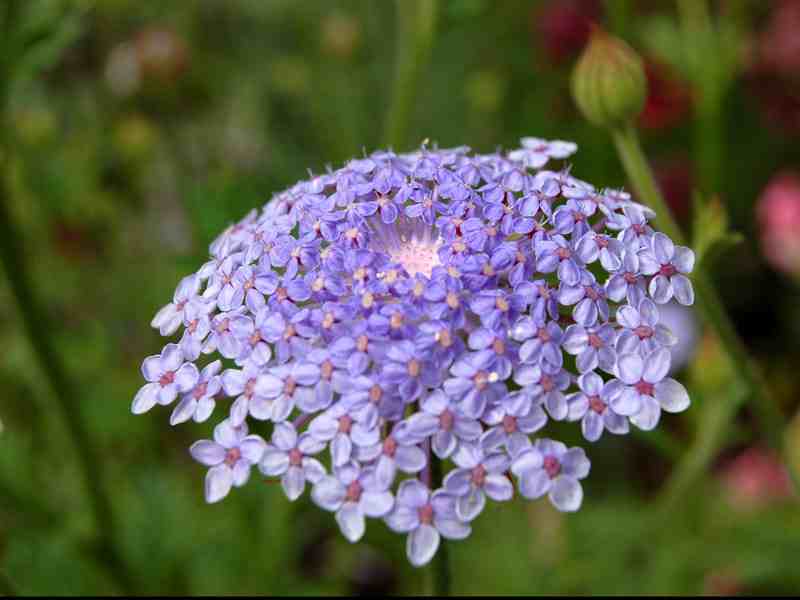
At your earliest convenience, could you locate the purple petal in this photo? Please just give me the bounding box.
[205,464,233,503]
[407,524,440,567]
[336,502,366,542]
[548,476,582,512]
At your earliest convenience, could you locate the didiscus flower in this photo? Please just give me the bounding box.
[133,138,695,566]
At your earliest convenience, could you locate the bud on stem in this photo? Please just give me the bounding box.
[571,27,646,130]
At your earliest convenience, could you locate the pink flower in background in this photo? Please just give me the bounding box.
[720,446,794,511]
[757,172,800,277]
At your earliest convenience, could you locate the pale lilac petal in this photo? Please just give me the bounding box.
[190,440,226,466]
[170,396,197,425]
[174,363,200,392]
[231,459,251,486]
[282,466,306,501]
[644,348,671,383]
[617,353,644,385]
[548,476,582,512]
[436,517,471,540]
[132,383,159,415]
[394,445,427,473]
[655,378,690,413]
[260,447,290,476]
[611,387,642,417]
[361,490,394,517]
[336,502,366,542]
[456,487,485,521]
[630,396,661,431]
[672,274,694,306]
[407,524,440,567]
[518,469,550,499]
[240,436,266,462]
[483,474,513,501]
[205,465,233,503]
[649,275,672,304]
[386,505,419,533]
[311,476,346,511]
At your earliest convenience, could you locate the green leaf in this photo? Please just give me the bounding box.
[692,192,743,267]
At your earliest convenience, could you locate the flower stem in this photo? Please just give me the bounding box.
[0,568,16,596]
[383,0,438,150]
[425,455,451,597]
[0,31,133,597]
[611,123,790,489]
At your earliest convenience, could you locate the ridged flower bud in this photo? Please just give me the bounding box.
[571,28,647,129]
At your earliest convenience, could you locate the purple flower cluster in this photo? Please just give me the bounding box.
[133,139,694,566]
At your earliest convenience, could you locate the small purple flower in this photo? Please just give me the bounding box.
[534,234,583,286]
[615,299,676,356]
[512,315,564,371]
[259,422,326,501]
[311,462,394,542]
[151,274,204,336]
[480,390,548,454]
[616,349,691,431]
[190,420,266,503]
[566,372,629,441]
[508,137,577,169]
[558,271,609,327]
[639,233,695,305]
[170,359,223,425]
[309,403,380,467]
[358,428,427,489]
[510,439,589,512]
[398,390,482,459]
[443,443,512,521]
[444,350,506,419]
[561,323,617,374]
[133,343,199,414]
[385,480,470,567]
[381,340,439,402]
[604,246,647,306]
[513,364,571,421]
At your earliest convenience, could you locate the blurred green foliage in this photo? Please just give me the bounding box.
[1,0,800,595]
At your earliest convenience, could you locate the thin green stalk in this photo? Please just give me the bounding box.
[611,123,789,494]
[425,456,450,597]
[0,568,17,596]
[676,0,728,193]
[0,33,133,597]
[383,0,438,150]
[655,388,740,516]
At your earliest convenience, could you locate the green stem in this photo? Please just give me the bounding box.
[611,123,788,488]
[425,455,450,596]
[383,0,438,150]
[0,18,133,595]
[0,569,16,596]
[677,0,724,193]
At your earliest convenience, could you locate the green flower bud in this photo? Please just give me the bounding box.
[571,28,647,129]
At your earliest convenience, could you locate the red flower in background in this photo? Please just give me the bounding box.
[535,0,602,65]
[638,60,692,131]
[748,0,800,135]
[757,0,800,76]
[654,156,694,223]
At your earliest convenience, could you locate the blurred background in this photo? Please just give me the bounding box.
[1,0,800,595]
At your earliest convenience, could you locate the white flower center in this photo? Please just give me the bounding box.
[388,236,442,278]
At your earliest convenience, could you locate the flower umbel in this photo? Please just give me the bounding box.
[133,138,695,566]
